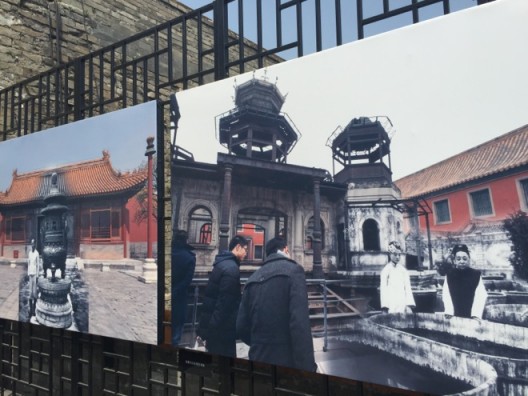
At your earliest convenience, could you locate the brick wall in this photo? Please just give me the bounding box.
[0,0,189,89]
[0,0,281,90]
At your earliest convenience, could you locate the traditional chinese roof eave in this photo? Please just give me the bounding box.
[395,124,528,199]
[0,153,148,207]
[399,162,528,200]
[0,183,146,211]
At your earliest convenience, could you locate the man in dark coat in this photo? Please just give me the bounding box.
[197,235,247,357]
[443,244,487,320]
[236,237,317,372]
[171,230,196,346]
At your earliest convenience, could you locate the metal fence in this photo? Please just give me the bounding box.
[0,0,491,140]
[0,0,490,394]
[183,277,376,350]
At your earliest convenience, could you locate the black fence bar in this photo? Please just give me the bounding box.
[214,0,228,81]
[296,0,304,58]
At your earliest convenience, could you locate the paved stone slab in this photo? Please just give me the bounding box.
[0,264,25,321]
[1,264,158,345]
[84,268,157,344]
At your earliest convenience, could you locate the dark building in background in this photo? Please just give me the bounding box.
[172,78,345,278]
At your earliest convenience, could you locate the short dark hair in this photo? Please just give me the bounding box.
[265,237,287,256]
[174,229,188,245]
[229,235,247,251]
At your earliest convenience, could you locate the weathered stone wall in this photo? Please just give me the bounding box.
[347,205,405,265]
[79,242,124,260]
[1,244,28,260]
[0,0,281,91]
[420,230,513,276]
[0,0,188,89]
[172,172,341,274]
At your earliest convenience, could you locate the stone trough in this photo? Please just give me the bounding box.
[330,311,528,395]
[485,304,528,328]
[339,313,527,395]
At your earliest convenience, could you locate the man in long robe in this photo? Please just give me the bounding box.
[380,241,415,314]
[443,244,487,319]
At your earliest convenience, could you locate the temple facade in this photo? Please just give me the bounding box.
[172,78,346,276]
[0,151,155,261]
[172,78,426,276]
[172,76,525,279]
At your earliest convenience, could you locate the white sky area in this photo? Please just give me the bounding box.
[173,0,528,182]
[0,101,158,191]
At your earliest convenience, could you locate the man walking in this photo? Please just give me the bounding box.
[171,230,196,346]
[197,235,247,357]
[237,237,316,372]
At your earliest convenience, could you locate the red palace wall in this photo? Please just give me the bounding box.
[127,195,158,243]
[417,170,528,233]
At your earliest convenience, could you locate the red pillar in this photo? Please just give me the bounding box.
[0,214,4,257]
[145,136,156,259]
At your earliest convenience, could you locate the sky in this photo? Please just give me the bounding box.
[0,101,158,191]
[172,0,528,181]
[179,0,479,60]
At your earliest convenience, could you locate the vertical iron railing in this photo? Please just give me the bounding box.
[184,277,370,357]
[0,0,487,141]
[322,282,329,352]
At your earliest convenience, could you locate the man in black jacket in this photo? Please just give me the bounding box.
[197,235,247,357]
[171,230,196,346]
[237,237,317,372]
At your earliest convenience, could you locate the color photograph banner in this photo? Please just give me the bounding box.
[0,101,160,345]
[169,0,527,394]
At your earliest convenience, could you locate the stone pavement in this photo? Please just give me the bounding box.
[0,264,25,321]
[0,262,157,345]
[83,268,157,344]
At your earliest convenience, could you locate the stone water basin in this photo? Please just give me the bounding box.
[331,313,510,395]
[365,313,527,395]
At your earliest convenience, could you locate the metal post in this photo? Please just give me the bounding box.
[219,165,233,251]
[413,204,423,270]
[343,198,350,271]
[213,0,227,81]
[145,137,156,259]
[218,356,232,395]
[312,178,324,278]
[425,211,433,270]
[357,0,364,40]
[323,282,328,352]
[191,284,199,338]
[73,59,85,121]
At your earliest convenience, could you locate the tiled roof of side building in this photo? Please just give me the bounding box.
[0,152,148,206]
[395,124,528,199]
